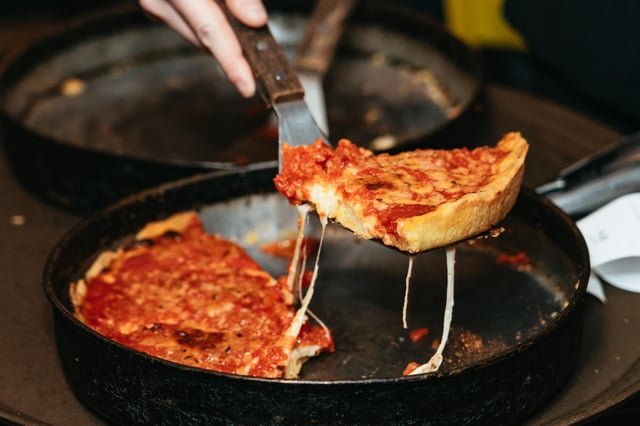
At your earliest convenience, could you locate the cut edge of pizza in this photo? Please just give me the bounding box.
[70,211,333,379]
[274,132,529,253]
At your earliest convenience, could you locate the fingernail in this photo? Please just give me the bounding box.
[237,75,256,98]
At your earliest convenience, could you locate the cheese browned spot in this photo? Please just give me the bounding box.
[70,212,333,379]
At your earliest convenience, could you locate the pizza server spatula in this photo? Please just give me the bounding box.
[294,0,357,136]
[215,0,331,168]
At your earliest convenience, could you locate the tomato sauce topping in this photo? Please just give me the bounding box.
[496,251,531,269]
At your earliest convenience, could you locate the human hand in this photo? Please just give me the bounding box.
[139,0,268,98]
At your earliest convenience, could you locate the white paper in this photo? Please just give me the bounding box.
[586,273,607,302]
[577,193,640,298]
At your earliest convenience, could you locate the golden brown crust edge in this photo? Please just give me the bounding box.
[392,132,528,252]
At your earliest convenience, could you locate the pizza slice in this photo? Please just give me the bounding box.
[273,132,528,253]
[70,211,333,379]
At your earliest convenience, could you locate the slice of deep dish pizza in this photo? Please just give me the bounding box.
[274,132,529,374]
[274,132,528,254]
[70,212,333,379]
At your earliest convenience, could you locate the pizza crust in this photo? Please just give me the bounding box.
[135,211,195,240]
[394,133,527,252]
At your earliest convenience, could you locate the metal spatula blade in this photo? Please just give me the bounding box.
[294,0,358,136]
[273,100,328,149]
[297,73,329,137]
[215,0,331,169]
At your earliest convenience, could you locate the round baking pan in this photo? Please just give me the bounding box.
[44,164,589,424]
[1,0,482,212]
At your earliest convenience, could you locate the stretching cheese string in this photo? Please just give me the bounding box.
[410,245,456,375]
[402,256,415,329]
[286,204,311,298]
[288,206,329,339]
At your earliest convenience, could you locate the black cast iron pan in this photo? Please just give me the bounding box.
[44,164,589,424]
[0,0,482,213]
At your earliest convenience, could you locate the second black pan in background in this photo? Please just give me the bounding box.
[1,0,482,212]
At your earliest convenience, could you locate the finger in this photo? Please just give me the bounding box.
[170,0,257,97]
[226,0,268,27]
[138,0,200,46]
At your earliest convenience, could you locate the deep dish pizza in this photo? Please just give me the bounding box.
[274,132,528,253]
[70,212,333,379]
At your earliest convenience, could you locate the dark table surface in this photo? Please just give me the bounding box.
[1,82,639,425]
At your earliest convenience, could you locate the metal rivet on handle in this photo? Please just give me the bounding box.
[256,40,269,51]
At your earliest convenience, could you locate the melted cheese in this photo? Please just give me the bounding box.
[409,246,456,375]
[286,205,332,343]
[286,204,312,299]
[402,256,415,329]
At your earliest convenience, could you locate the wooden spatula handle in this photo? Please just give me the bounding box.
[214,0,304,107]
[295,0,357,75]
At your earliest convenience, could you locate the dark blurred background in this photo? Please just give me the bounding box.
[3,0,638,134]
